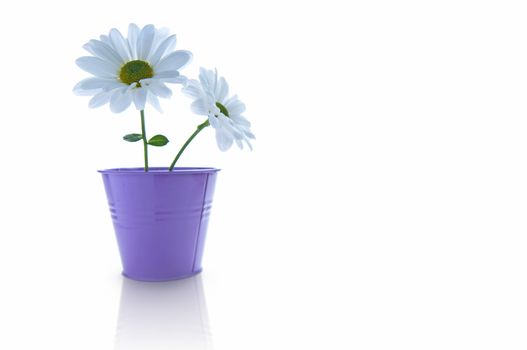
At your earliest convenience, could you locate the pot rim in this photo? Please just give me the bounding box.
[98,167,221,175]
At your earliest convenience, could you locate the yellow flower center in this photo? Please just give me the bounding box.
[119,60,153,85]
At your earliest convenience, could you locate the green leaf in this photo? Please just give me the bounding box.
[148,134,169,147]
[123,133,143,142]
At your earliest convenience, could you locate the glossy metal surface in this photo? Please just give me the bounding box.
[99,167,219,281]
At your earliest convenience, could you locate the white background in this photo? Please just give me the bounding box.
[0,0,526,349]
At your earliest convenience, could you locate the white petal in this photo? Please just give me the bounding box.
[109,28,131,61]
[150,27,170,56]
[230,114,251,127]
[76,56,117,78]
[215,129,233,151]
[240,135,253,150]
[213,68,219,93]
[155,70,179,80]
[127,23,140,59]
[73,85,98,96]
[152,27,170,51]
[74,77,119,91]
[236,122,255,139]
[147,92,163,112]
[216,77,229,102]
[155,50,192,72]
[155,70,186,84]
[208,115,220,129]
[74,90,98,96]
[235,138,243,150]
[230,121,253,150]
[199,67,216,91]
[175,75,188,83]
[105,82,128,92]
[132,88,147,110]
[137,24,155,60]
[89,91,112,108]
[148,34,176,65]
[83,40,122,67]
[100,35,111,45]
[109,89,132,113]
[191,99,208,115]
[225,98,246,115]
[73,79,98,95]
[220,117,242,139]
[245,129,256,139]
[163,75,187,84]
[182,79,204,99]
[145,80,172,98]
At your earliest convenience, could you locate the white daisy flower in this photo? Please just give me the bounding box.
[182,68,255,151]
[74,23,192,113]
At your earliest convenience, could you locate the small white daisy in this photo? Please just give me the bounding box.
[182,68,255,151]
[74,23,192,113]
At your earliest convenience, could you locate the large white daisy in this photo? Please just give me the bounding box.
[182,68,255,151]
[74,23,192,113]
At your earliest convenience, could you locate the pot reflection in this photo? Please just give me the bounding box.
[114,275,212,350]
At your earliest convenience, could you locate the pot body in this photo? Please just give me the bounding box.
[99,167,220,281]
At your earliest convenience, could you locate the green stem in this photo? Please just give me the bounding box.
[140,110,149,172]
[169,120,209,171]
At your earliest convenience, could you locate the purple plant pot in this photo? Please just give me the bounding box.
[98,167,220,282]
